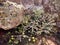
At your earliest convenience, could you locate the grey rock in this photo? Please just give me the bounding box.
[0,1,24,30]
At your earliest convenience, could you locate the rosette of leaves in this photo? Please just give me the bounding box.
[12,8,58,45]
[22,8,58,37]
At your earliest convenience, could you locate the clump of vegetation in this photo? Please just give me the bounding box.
[0,0,60,45]
[0,7,58,45]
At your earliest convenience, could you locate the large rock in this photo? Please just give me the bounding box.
[0,1,24,30]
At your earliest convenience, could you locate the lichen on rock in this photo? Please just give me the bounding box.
[0,0,24,30]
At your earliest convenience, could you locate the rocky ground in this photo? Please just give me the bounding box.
[0,0,60,45]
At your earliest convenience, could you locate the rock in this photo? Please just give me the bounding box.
[0,0,24,30]
[35,37,57,45]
